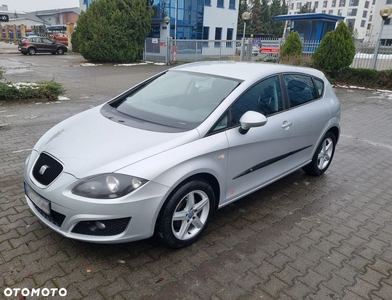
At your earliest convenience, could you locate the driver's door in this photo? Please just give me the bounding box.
[41,38,56,52]
[223,75,294,203]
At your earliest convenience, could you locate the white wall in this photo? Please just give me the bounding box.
[203,0,239,55]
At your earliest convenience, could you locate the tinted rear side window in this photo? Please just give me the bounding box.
[313,77,324,97]
[283,74,318,108]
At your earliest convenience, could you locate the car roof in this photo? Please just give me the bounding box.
[170,61,325,81]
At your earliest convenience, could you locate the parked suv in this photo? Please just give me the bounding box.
[18,37,67,55]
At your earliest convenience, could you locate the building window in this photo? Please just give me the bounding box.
[360,20,365,27]
[314,1,319,8]
[362,11,367,18]
[364,0,369,7]
[387,0,392,4]
[296,2,302,9]
[205,0,211,5]
[331,0,336,7]
[226,28,233,47]
[385,18,391,25]
[215,27,222,47]
[322,9,326,13]
[339,0,345,7]
[229,0,235,9]
[323,1,327,8]
[349,0,358,5]
[203,26,209,47]
[337,9,342,15]
[290,3,294,9]
[217,0,224,8]
[329,9,333,14]
[346,19,355,28]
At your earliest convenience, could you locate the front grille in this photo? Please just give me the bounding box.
[72,217,131,236]
[31,202,66,227]
[32,153,63,186]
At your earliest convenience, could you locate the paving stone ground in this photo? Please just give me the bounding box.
[1,51,392,299]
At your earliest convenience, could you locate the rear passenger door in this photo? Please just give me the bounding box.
[283,73,330,172]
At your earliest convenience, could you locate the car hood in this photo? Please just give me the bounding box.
[33,106,200,178]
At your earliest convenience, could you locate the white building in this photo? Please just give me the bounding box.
[287,0,392,43]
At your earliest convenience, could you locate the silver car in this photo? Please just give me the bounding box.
[24,62,340,248]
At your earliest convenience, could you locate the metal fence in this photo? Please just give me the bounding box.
[301,40,392,71]
[144,38,281,64]
[144,38,392,70]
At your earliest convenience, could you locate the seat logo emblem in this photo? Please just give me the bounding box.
[39,165,50,175]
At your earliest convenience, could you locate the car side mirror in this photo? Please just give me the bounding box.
[238,111,267,134]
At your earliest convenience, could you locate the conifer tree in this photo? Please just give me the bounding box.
[250,0,264,35]
[280,30,302,63]
[312,21,355,75]
[74,0,153,63]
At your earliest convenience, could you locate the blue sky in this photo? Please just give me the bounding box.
[2,0,80,12]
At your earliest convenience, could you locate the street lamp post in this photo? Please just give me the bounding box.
[371,6,392,70]
[164,16,170,65]
[240,11,250,61]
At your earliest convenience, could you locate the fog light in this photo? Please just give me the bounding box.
[89,221,106,232]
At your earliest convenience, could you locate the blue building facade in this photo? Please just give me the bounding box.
[274,13,345,42]
[150,0,205,40]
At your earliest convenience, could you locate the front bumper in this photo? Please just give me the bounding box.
[24,155,170,244]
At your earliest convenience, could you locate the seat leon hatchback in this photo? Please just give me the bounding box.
[24,61,340,248]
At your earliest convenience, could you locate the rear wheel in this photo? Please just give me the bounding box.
[302,132,336,176]
[28,48,36,55]
[57,48,65,55]
[156,179,215,248]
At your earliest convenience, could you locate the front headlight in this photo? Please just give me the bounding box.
[72,174,148,199]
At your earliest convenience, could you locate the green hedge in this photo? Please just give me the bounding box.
[333,68,392,90]
[0,81,65,101]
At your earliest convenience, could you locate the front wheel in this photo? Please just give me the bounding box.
[302,132,336,176]
[28,48,36,55]
[156,179,215,248]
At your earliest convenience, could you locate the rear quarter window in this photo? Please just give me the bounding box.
[313,77,324,97]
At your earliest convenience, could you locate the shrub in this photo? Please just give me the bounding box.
[0,81,65,101]
[312,22,355,76]
[75,0,153,63]
[331,68,392,90]
[280,31,302,64]
[71,30,80,53]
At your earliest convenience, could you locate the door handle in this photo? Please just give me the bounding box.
[282,121,292,129]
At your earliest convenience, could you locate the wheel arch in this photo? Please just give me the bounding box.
[327,126,340,143]
[160,172,220,213]
[154,172,221,232]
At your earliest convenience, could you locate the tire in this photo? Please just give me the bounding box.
[57,48,65,55]
[22,52,27,55]
[156,179,215,248]
[28,48,36,55]
[302,132,336,176]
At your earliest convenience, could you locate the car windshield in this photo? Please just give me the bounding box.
[112,71,241,130]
